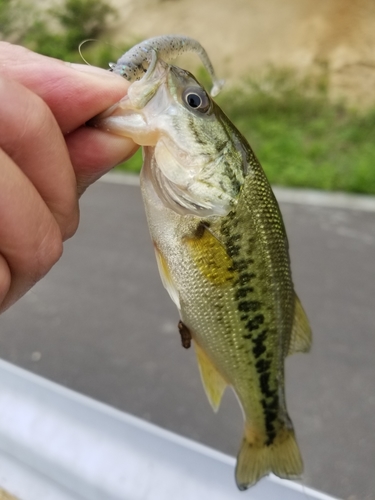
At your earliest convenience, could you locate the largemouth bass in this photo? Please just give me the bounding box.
[92,36,312,490]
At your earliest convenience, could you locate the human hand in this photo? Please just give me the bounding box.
[0,42,137,312]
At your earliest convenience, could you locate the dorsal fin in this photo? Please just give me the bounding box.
[288,294,312,355]
[194,341,228,412]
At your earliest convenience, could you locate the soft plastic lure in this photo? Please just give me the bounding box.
[109,35,224,96]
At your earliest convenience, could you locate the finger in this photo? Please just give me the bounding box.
[0,149,63,312]
[0,75,79,240]
[0,42,131,133]
[65,127,139,194]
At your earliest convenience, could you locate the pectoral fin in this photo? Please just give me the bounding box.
[194,341,227,412]
[153,244,180,309]
[288,294,312,355]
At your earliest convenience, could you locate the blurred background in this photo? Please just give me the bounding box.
[1,1,375,499]
[2,0,375,193]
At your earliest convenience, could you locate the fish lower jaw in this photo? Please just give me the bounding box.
[131,131,159,147]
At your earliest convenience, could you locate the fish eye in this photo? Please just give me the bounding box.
[182,87,210,113]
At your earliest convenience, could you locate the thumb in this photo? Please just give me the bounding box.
[65,124,138,196]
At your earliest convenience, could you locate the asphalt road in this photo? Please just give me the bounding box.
[1,176,374,500]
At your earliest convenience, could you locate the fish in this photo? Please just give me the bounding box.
[92,35,312,490]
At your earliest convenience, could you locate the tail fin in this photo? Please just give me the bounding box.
[235,425,303,491]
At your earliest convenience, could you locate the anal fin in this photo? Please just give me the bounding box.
[288,293,312,355]
[194,341,227,412]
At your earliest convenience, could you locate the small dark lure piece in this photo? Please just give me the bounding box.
[178,320,192,349]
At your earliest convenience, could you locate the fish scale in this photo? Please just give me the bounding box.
[92,35,312,490]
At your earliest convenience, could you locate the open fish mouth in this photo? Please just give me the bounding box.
[90,56,173,147]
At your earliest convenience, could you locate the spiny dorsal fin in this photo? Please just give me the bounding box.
[288,294,312,355]
[194,341,227,412]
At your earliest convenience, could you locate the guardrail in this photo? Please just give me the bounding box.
[0,359,339,500]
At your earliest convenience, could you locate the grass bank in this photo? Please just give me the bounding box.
[116,69,375,195]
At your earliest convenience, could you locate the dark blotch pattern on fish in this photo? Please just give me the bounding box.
[252,325,279,444]
[261,393,279,446]
[257,355,279,445]
[235,287,254,300]
[222,159,242,193]
[246,314,264,333]
[251,328,267,357]
[255,358,271,373]
[238,300,261,313]
[219,214,280,447]
[189,116,207,146]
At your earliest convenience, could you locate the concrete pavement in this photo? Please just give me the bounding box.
[1,176,374,500]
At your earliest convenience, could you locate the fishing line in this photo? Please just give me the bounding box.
[78,39,97,66]
[78,39,124,69]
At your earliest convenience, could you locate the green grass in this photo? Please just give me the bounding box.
[116,68,375,194]
[116,149,143,173]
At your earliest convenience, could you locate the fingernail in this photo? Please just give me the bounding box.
[68,63,123,79]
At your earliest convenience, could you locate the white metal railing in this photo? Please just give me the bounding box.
[0,359,340,500]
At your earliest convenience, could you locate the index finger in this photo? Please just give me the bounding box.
[0,42,130,134]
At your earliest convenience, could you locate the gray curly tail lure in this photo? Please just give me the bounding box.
[109,35,224,97]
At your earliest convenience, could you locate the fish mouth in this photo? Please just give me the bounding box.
[88,95,151,144]
[89,56,170,146]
